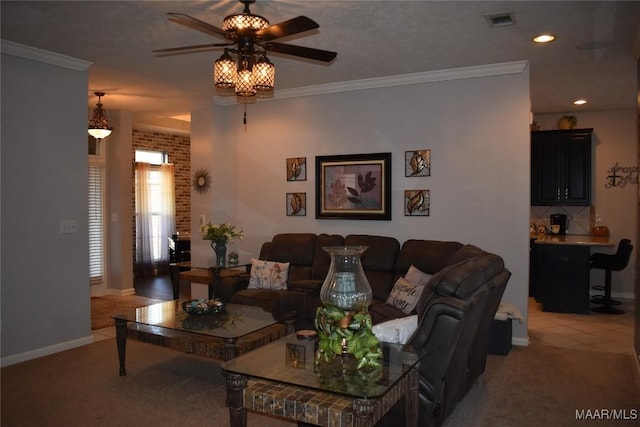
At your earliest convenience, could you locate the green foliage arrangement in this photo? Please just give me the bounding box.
[314,305,382,370]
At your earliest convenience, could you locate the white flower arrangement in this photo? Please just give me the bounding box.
[200,222,243,244]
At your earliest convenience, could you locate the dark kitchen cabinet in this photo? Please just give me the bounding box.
[532,243,591,314]
[531,128,592,206]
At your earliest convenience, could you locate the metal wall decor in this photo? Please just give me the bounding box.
[405,150,430,177]
[286,192,306,216]
[605,162,639,188]
[404,190,430,216]
[192,168,211,194]
[286,157,307,181]
[316,153,391,220]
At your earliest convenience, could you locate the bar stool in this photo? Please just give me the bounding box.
[590,239,633,314]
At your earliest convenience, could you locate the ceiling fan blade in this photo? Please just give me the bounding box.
[167,13,229,39]
[256,16,319,41]
[263,42,337,62]
[153,43,230,55]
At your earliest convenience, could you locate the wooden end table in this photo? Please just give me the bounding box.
[169,261,251,300]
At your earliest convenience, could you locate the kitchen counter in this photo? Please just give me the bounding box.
[530,234,614,247]
[530,234,614,314]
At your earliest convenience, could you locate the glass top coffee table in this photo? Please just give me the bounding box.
[111,300,295,376]
[221,334,420,427]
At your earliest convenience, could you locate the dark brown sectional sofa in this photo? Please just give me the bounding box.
[218,233,511,427]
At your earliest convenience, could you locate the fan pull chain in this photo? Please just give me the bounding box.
[243,104,247,125]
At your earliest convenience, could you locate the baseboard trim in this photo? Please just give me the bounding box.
[1,335,94,367]
[512,337,530,347]
[105,287,136,297]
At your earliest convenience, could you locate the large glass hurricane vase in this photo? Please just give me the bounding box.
[320,246,372,311]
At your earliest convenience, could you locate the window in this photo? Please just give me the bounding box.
[89,139,106,287]
[135,150,175,275]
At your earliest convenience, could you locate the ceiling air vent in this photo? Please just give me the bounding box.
[485,12,515,28]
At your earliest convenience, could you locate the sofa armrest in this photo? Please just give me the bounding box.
[218,274,250,301]
[288,279,324,293]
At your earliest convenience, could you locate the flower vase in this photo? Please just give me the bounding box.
[212,241,227,267]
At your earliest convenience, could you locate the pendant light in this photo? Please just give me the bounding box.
[88,92,113,140]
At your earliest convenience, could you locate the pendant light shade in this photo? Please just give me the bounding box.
[235,66,257,97]
[214,50,237,89]
[88,92,113,140]
[253,54,275,92]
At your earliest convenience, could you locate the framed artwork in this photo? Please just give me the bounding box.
[405,150,431,177]
[404,190,430,216]
[315,152,391,220]
[286,157,307,181]
[286,192,306,216]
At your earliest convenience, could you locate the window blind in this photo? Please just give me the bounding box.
[88,164,104,286]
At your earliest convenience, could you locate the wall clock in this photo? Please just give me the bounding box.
[192,168,211,194]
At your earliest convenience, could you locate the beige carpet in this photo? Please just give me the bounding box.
[91,296,164,330]
[1,337,638,427]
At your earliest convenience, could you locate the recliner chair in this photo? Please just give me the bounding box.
[590,238,633,315]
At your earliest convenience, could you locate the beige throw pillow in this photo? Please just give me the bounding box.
[386,277,425,314]
[404,265,432,286]
[247,259,290,290]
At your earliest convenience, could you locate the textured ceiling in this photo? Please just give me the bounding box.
[2,1,639,124]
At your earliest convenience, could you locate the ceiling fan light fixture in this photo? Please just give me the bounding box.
[88,92,113,140]
[253,54,275,91]
[214,50,237,88]
[223,13,269,32]
[235,67,257,97]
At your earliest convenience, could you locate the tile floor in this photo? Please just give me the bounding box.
[528,297,636,354]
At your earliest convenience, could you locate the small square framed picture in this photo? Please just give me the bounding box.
[286,157,307,181]
[405,150,431,177]
[404,190,430,216]
[286,192,306,216]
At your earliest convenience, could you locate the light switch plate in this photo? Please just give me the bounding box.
[60,219,77,234]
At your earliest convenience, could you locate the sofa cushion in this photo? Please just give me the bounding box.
[311,234,344,280]
[269,233,316,283]
[396,240,463,275]
[369,299,410,325]
[344,234,400,301]
[248,259,290,290]
[386,277,426,314]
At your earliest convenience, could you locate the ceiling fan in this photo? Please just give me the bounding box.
[154,0,337,98]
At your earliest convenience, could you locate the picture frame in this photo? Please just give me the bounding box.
[315,152,391,220]
[404,190,430,216]
[405,150,431,177]
[286,157,307,181]
[286,192,306,216]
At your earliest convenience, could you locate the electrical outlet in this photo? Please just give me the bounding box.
[199,215,205,225]
[595,214,602,223]
[60,219,77,234]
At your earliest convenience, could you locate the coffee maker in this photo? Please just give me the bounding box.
[549,214,569,235]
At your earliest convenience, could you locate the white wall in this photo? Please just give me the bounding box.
[1,49,92,364]
[192,65,532,343]
[535,110,638,298]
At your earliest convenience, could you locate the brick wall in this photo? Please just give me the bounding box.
[131,130,191,268]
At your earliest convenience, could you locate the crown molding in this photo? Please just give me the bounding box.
[1,40,91,71]
[214,61,528,106]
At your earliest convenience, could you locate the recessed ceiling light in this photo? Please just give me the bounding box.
[533,34,556,43]
[573,99,587,105]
